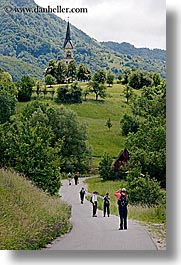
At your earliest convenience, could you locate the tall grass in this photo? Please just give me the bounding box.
[84,177,166,224]
[0,169,71,250]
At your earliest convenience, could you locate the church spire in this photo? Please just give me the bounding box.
[63,19,73,49]
[63,19,74,65]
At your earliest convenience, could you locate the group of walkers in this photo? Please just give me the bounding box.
[67,171,80,185]
[90,189,128,230]
[67,172,128,230]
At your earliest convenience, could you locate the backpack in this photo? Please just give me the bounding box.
[118,194,128,207]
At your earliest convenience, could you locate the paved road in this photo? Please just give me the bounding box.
[47,178,157,250]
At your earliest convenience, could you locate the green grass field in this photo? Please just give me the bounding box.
[19,82,135,168]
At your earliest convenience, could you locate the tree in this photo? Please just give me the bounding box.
[67,60,77,82]
[45,74,56,87]
[0,92,17,124]
[128,70,154,90]
[56,82,82,104]
[42,85,48,99]
[123,85,133,103]
[125,116,166,187]
[118,73,122,83]
[127,170,162,205]
[98,153,114,180]
[56,61,67,84]
[128,70,142,89]
[121,69,131,85]
[105,118,113,130]
[45,59,57,78]
[131,80,166,118]
[77,64,92,82]
[120,114,139,136]
[107,71,114,86]
[0,114,61,195]
[93,69,107,84]
[0,68,18,97]
[35,80,42,97]
[22,102,92,173]
[88,81,106,101]
[17,76,35,102]
[82,88,90,101]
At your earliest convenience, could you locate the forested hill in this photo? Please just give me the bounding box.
[0,0,166,81]
[101,42,166,62]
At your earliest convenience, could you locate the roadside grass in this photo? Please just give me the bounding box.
[0,168,71,250]
[84,177,166,224]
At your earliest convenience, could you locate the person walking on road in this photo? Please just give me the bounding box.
[91,191,98,217]
[114,188,128,230]
[79,187,85,204]
[67,172,72,185]
[103,192,110,217]
[74,172,80,185]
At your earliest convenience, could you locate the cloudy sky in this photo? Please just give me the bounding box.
[35,0,166,50]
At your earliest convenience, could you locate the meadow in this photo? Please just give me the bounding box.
[20,82,135,169]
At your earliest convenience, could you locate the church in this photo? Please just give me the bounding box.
[63,19,74,65]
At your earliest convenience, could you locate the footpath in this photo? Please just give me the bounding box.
[46,178,157,250]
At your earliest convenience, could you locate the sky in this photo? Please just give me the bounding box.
[36,0,165,49]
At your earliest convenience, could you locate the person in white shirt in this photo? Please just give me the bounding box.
[92,191,98,217]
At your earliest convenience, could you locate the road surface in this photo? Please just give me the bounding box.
[47,177,157,250]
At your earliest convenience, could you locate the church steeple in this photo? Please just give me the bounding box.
[63,19,74,65]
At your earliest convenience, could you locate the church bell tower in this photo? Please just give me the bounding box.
[63,19,74,65]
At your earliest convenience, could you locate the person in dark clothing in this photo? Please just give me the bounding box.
[74,172,80,185]
[114,188,128,230]
[103,192,110,217]
[79,187,85,204]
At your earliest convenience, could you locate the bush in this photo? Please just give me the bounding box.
[120,114,139,136]
[0,92,17,124]
[17,76,35,102]
[56,82,82,104]
[98,153,114,180]
[127,170,162,205]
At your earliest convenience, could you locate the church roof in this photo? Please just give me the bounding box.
[63,21,73,49]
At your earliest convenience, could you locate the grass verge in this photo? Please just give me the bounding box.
[0,168,72,250]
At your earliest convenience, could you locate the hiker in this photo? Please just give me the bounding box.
[103,192,110,217]
[67,172,72,185]
[114,188,128,230]
[91,191,98,217]
[79,187,85,204]
[74,172,80,185]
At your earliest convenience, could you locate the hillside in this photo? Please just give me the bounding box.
[101,41,166,61]
[0,54,43,80]
[101,41,166,78]
[0,0,166,81]
[0,168,71,250]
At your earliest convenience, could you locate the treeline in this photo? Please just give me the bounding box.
[99,69,166,192]
[44,60,114,103]
[0,68,92,195]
